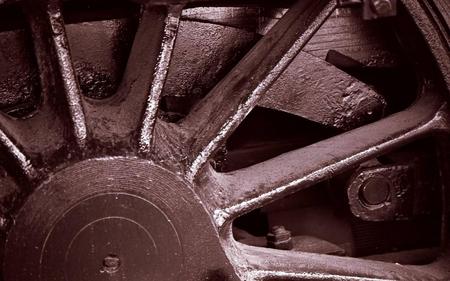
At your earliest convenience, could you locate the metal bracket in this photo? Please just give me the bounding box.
[347,156,438,222]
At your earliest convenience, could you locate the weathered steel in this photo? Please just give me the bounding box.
[66,17,138,100]
[0,128,35,181]
[162,20,258,100]
[4,158,238,281]
[180,7,286,35]
[178,6,404,67]
[178,0,336,181]
[0,29,39,115]
[348,165,414,221]
[139,5,182,154]
[207,88,446,227]
[259,51,386,130]
[81,5,170,152]
[0,0,448,280]
[0,0,85,183]
[235,244,439,280]
[45,1,87,148]
[161,23,385,130]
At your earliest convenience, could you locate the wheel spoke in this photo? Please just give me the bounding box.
[0,0,87,182]
[45,1,87,147]
[139,5,182,154]
[235,244,439,280]
[179,0,336,182]
[259,51,386,130]
[207,88,447,227]
[81,5,182,154]
[26,0,87,148]
[0,128,36,183]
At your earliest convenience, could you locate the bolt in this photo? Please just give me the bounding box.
[102,254,121,274]
[266,225,293,250]
[360,177,391,206]
[370,0,393,16]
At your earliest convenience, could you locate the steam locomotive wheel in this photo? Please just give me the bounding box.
[0,0,448,280]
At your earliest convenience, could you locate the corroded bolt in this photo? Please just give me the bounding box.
[266,225,293,250]
[102,254,121,274]
[370,0,393,16]
[360,177,391,206]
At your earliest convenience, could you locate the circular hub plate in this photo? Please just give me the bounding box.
[4,158,236,281]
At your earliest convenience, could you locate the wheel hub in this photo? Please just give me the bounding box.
[4,158,235,281]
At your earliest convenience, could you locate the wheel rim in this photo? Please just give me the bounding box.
[0,0,448,280]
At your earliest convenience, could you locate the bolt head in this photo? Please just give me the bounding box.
[360,177,391,206]
[102,254,121,274]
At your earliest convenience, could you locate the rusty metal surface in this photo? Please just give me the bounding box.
[348,165,418,221]
[0,29,39,116]
[138,5,182,154]
[0,0,448,280]
[67,18,137,100]
[347,146,441,222]
[178,5,405,67]
[177,0,337,181]
[82,5,168,151]
[259,51,386,130]
[163,19,258,106]
[207,88,446,227]
[236,243,439,280]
